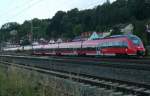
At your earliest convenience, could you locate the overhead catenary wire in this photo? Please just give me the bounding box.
[0,0,75,25]
[0,0,36,18]
[0,0,46,26]
[0,0,109,27]
[86,0,103,9]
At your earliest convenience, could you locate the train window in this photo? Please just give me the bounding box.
[100,43,104,47]
[100,43,103,47]
[129,35,142,45]
[100,42,116,48]
[131,37,141,45]
[113,42,117,46]
[112,42,115,46]
[106,42,108,47]
[111,41,120,47]
[102,43,105,47]
[122,41,128,47]
[100,41,128,48]
[109,42,113,47]
[108,42,110,46]
[117,42,120,46]
[118,42,122,47]
[103,42,107,47]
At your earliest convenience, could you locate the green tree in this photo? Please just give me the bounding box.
[133,20,148,45]
[111,26,122,35]
[46,11,66,38]
[0,22,20,43]
[73,24,83,36]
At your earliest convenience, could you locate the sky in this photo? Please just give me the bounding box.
[0,0,115,27]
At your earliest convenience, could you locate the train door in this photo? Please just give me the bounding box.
[96,46,101,55]
[73,48,77,55]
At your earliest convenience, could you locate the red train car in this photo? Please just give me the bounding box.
[33,35,145,56]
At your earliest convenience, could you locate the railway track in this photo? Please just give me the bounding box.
[1,55,150,71]
[41,55,150,65]
[1,53,150,64]
[0,60,150,96]
[1,55,150,83]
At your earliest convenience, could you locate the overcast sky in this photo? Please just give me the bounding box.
[0,0,115,27]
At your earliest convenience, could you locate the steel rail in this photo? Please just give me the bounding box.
[1,55,150,71]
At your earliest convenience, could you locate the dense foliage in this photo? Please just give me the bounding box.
[0,0,150,45]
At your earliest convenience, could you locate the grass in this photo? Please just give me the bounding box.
[0,66,40,96]
[0,65,81,96]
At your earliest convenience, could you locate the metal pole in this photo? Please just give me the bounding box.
[146,24,150,45]
[30,20,33,43]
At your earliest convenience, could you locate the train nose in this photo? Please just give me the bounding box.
[137,46,145,51]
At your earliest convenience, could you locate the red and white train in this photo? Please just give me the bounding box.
[4,35,146,56]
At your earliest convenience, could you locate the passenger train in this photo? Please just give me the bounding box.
[3,35,146,57]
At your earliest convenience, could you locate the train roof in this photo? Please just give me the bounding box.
[106,34,138,39]
[109,35,128,38]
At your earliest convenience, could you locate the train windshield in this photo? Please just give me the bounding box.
[129,35,142,45]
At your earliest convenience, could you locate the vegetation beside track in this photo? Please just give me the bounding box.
[0,65,81,96]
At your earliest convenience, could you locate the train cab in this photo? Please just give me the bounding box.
[128,35,145,56]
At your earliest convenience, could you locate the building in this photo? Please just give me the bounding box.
[121,24,134,34]
[88,32,111,40]
[73,31,111,41]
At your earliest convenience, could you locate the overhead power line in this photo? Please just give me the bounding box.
[1,0,45,24]
[0,0,108,26]
[0,0,36,18]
